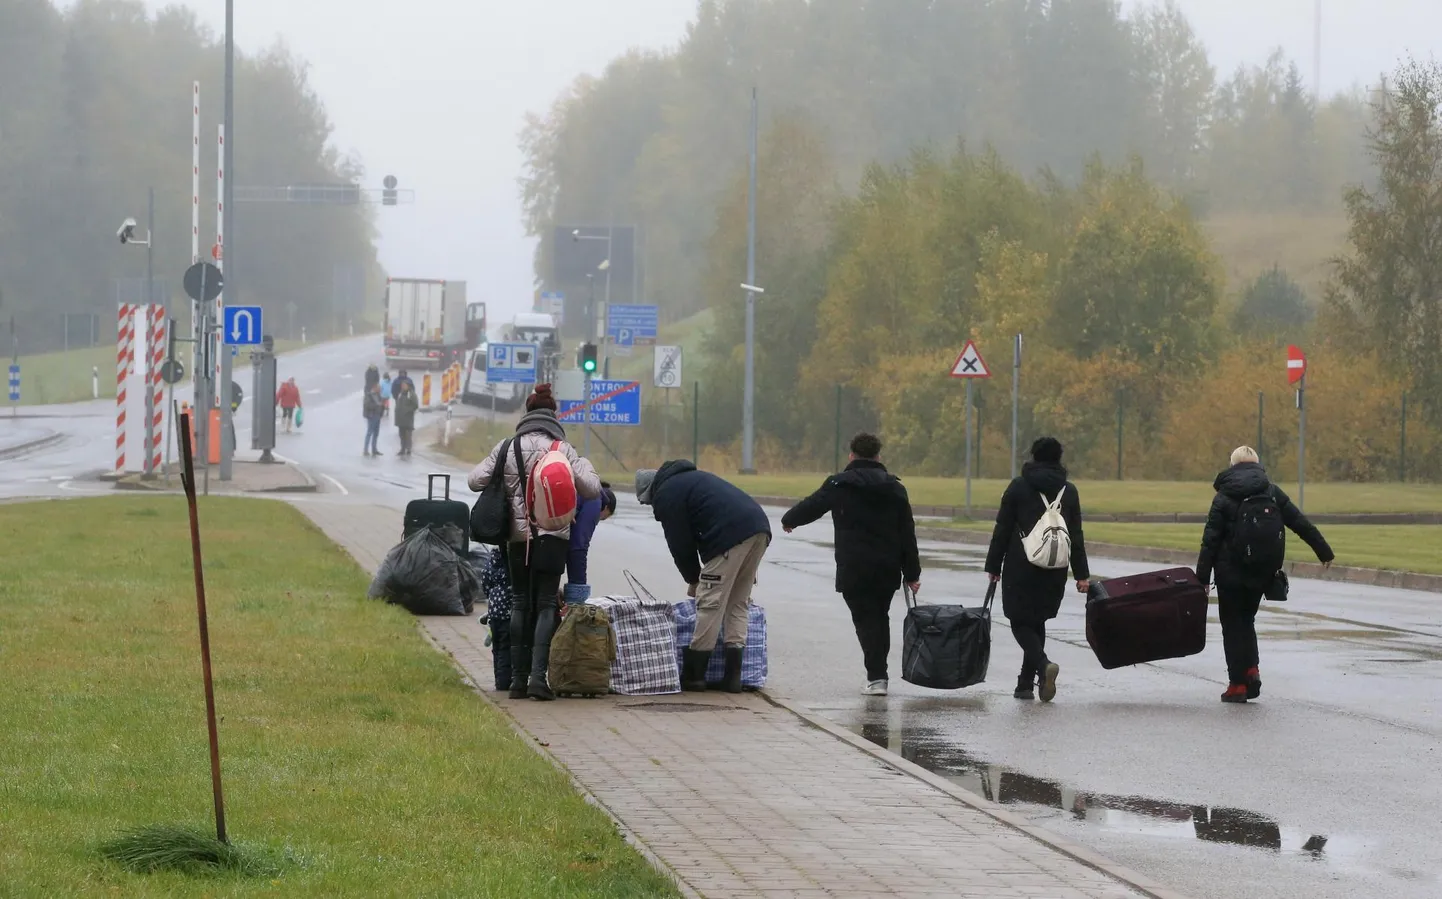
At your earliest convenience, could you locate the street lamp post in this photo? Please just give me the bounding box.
[742,87,758,474]
[585,273,596,459]
[572,229,613,342]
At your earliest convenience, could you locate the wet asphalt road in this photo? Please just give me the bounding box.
[5,336,1441,899]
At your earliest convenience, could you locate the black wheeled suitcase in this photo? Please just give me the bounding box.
[901,583,994,689]
[1085,567,1207,669]
[404,474,470,555]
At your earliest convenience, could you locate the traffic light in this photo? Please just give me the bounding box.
[382,174,398,206]
[580,342,598,374]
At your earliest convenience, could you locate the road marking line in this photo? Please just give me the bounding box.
[321,474,349,495]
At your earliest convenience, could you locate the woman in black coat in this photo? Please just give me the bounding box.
[984,437,1090,702]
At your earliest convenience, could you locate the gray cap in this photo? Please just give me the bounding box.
[635,469,658,505]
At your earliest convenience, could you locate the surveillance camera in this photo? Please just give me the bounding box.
[117,218,138,244]
[571,229,581,241]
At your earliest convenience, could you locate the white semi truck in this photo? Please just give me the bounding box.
[383,278,479,370]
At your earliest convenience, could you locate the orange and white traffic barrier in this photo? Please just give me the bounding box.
[421,373,433,409]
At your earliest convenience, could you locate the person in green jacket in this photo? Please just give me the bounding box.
[394,378,420,456]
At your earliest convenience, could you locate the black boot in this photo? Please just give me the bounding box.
[1014,672,1035,700]
[682,648,711,692]
[509,644,531,699]
[528,644,555,701]
[722,646,745,694]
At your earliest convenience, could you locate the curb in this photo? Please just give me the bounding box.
[108,462,319,494]
[0,431,63,461]
[417,628,701,899]
[915,525,1442,595]
[759,691,1195,899]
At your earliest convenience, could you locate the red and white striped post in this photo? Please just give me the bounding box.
[149,309,167,475]
[115,304,134,473]
[214,125,225,406]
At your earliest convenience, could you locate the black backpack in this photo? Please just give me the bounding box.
[1233,492,1285,574]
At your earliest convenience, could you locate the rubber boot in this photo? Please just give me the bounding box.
[1245,666,1262,700]
[509,643,532,699]
[722,646,744,694]
[682,648,711,692]
[528,643,555,701]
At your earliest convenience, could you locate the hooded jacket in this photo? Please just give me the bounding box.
[1196,462,1333,589]
[781,459,922,595]
[393,387,419,430]
[985,461,1090,623]
[646,460,771,585]
[467,409,601,541]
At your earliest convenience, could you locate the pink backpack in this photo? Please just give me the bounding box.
[526,440,579,532]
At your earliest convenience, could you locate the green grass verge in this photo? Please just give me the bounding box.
[0,496,679,897]
[930,520,1442,575]
[588,472,1442,516]
[11,339,308,406]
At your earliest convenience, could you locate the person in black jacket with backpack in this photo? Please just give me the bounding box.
[1197,446,1334,703]
[781,433,921,696]
[985,437,1090,703]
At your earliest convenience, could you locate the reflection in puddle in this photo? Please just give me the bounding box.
[854,722,1329,856]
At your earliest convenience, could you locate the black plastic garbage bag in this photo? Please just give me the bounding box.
[901,583,993,689]
[368,526,479,616]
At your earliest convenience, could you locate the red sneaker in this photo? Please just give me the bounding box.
[1221,684,1249,703]
[1245,667,1262,700]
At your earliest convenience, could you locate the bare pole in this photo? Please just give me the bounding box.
[219,0,235,482]
[741,87,758,474]
[1313,0,1322,101]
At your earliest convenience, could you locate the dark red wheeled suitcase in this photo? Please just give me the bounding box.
[1085,567,1207,669]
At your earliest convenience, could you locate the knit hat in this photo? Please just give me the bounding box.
[634,469,658,505]
[526,384,557,412]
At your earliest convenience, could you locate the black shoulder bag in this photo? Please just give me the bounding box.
[470,438,516,545]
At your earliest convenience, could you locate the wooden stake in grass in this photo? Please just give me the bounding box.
[177,410,228,844]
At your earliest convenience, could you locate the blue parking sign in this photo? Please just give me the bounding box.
[486,342,539,384]
[558,379,642,427]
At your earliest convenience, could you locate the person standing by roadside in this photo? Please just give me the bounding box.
[362,383,384,457]
[781,433,921,696]
[985,437,1090,703]
[635,461,771,694]
[380,371,393,418]
[1197,446,1334,703]
[275,377,302,434]
[468,384,602,701]
[393,378,419,456]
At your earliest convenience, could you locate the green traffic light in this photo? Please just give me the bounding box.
[583,361,596,372]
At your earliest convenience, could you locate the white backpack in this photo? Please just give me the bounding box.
[1020,486,1071,570]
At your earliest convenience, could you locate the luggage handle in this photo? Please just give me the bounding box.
[623,569,660,604]
[427,473,451,501]
[905,581,996,612]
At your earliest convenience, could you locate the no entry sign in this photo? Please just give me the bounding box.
[1286,345,1306,385]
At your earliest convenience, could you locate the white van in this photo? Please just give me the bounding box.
[460,343,527,411]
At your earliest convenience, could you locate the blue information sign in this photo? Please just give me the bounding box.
[606,304,658,344]
[486,342,540,384]
[7,364,18,402]
[558,379,642,427]
[222,305,264,346]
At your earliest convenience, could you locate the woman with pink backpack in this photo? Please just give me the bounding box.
[468,384,602,701]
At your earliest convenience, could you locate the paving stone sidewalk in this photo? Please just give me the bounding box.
[300,499,1160,899]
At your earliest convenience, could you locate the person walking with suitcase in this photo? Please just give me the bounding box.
[393,378,419,456]
[468,384,602,701]
[985,437,1090,702]
[635,461,771,693]
[781,433,921,696]
[1197,446,1334,703]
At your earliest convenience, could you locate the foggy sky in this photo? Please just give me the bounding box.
[124,0,1440,326]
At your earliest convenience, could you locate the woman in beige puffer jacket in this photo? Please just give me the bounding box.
[468,384,601,701]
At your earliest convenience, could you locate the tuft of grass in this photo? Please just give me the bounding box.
[98,823,285,878]
[0,495,679,897]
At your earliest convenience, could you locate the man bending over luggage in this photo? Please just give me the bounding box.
[1197,446,1333,704]
[636,462,771,693]
[781,433,921,696]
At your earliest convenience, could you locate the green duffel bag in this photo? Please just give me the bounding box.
[547,604,616,697]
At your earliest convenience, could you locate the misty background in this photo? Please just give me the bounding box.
[61,0,1442,324]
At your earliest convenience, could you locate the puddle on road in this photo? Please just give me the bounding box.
[849,722,1335,857]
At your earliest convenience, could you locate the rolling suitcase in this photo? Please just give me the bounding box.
[901,583,993,690]
[404,474,471,556]
[1085,567,1207,669]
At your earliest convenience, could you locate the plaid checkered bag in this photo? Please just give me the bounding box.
[674,599,768,689]
[587,572,680,695]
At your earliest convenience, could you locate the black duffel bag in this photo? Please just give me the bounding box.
[901,582,994,690]
[470,437,520,545]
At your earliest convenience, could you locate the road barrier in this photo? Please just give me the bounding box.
[114,303,168,475]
